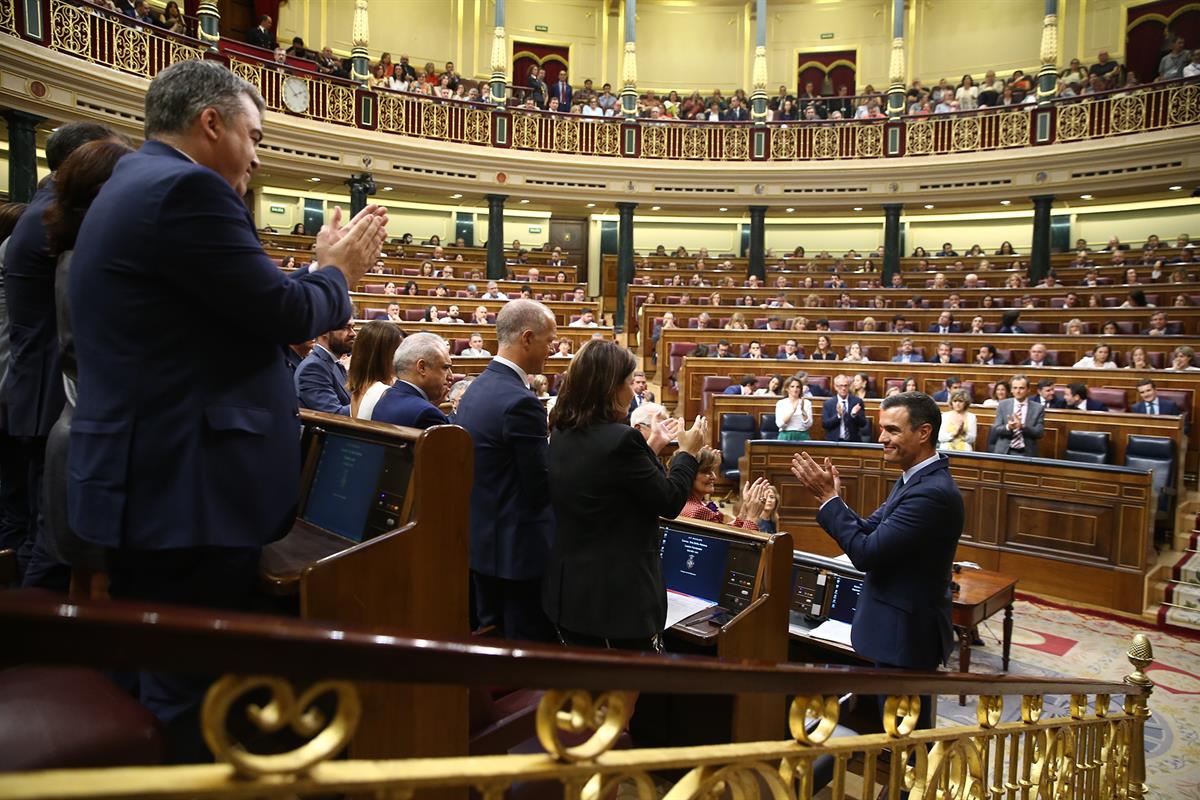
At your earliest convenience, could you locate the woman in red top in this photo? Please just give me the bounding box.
[678,447,773,531]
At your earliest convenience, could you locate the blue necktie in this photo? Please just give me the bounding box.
[1150,402,1157,415]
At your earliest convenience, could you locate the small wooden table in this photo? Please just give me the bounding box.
[953,568,1018,704]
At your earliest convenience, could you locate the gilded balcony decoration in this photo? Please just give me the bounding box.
[1058,101,1092,140]
[1169,84,1200,124]
[906,118,935,155]
[771,126,798,160]
[594,122,621,156]
[951,116,981,152]
[421,102,449,139]
[683,126,708,160]
[999,110,1030,147]
[642,125,667,158]
[112,22,149,76]
[723,127,750,160]
[1111,94,1146,134]
[51,1,90,57]
[327,85,355,125]
[230,58,262,89]
[812,126,840,159]
[553,117,580,153]
[465,108,491,144]
[0,0,17,36]
[855,124,884,158]
[377,93,405,133]
[513,112,539,150]
[169,40,205,63]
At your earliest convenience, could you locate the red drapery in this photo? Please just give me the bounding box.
[513,41,570,88]
[796,50,857,97]
[1126,0,1200,81]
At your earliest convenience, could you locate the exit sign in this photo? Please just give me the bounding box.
[528,225,543,234]
[820,32,834,39]
[270,205,285,213]
[535,25,548,32]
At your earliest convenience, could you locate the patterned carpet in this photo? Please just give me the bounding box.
[935,595,1200,797]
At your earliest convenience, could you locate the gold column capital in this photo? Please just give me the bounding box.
[752,45,767,92]
[622,41,638,88]
[888,36,905,86]
[352,0,369,50]
[490,26,507,75]
[1040,13,1058,66]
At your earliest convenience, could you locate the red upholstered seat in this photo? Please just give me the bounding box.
[1090,387,1128,412]
[0,666,165,770]
[362,284,385,294]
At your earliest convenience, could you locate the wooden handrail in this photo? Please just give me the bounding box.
[0,592,1138,698]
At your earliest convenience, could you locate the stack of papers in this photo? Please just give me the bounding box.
[665,590,718,628]
[807,618,854,647]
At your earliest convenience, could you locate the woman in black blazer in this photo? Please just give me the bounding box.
[543,340,705,650]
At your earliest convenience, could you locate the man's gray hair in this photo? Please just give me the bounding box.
[394,331,448,374]
[145,60,265,138]
[630,402,667,429]
[447,378,472,403]
[496,299,554,346]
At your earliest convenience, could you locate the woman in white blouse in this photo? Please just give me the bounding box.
[843,340,871,363]
[956,74,979,110]
[348,320,404,420]
[1073,342,1118,369]
[774,376,813,441]
[938,390,978,451]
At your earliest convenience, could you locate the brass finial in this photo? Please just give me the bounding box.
[1125,633,1154,688]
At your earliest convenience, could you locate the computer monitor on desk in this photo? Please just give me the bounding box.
[788,552,864,651]
[658,521,765,633]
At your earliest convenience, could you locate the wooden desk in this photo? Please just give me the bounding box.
[953,568,1018,704]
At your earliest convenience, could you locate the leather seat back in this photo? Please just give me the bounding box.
[1064,430,1110,464]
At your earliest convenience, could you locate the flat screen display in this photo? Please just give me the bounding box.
[791,564,826,617]
[825,573,863,625]
[659,527,732,604]
[300,432,416,543]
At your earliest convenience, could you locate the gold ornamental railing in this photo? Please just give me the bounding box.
[0,594,1154,800]
[6,0,1200,161]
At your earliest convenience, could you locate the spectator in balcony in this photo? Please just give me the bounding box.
[274,47,289,67]
[598,83,618,112]
[774,99,799,121]
[440,61,460,91]
[723,97,750,121]
[285,36,311,60]
[247,14,276,49]
[161,1,185,34]
[525,65,546,108]
[1185,49,1200,78]
[938,242,958,258]
[912,246,929,258]
[581,96,604,117]
[549,71,573,109]
[996,241,1017,256]
[1089,51,1121,86]
[1159,36,1190,80]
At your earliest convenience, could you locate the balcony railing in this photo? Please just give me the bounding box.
[0,592,1156,800]
[4,0,1200,162]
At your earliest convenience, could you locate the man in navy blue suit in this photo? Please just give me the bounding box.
[67,59,387,751]
[455,299,558,641]
[792,391,964,730]
[822,374,866,441]
[372,332,453,428]
[1132,379,1181,416]
[295,320,355,414]
[3,121,121,585]
[548,71,573,110]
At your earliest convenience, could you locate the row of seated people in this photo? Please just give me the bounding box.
[631,263,1196,289]
[277,255,576,284]
[358,302,603,329]
[267,232,573,265]
[637,288,1198,311]
[719,369,1185,414]
[357,282,589,303]
[651,309,1189,337]
[682,337,1198,371]
[635,234,1195,264]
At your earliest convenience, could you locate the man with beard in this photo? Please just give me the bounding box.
[296,319,356,414]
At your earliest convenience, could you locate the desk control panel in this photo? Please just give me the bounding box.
[658,522,766,637]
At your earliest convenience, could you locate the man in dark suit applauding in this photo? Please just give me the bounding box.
[1132,379,1181,416]
[455,299,558,641]
[67,59,387,753]
[372,332,453,428]
[295,321,355,414]
[822,374,866,442]
[791,391,964,730]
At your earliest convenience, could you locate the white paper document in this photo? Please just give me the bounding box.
[665,590,718,629]
[807,618,854,648]
[831,553,853,566]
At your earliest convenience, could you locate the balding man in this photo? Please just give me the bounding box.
[455,299,558,641]
[371,332,453,428]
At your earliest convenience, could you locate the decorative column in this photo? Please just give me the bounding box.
[886,0,906,119]
[485,194,507,280]
[615,202,637,331]
[196,0,220,51]
[1030,195,1054,284]
[748,207,767,280]
[1,110,44,203]
[490,0,507,107]
[1036,0,1059,104]
[350,0,371,87]
[750,0,768,124]
[621,0,638,119]
[882,203,903,286]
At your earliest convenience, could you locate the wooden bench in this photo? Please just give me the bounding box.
[349,293,602,328]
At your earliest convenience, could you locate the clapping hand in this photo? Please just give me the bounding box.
[790,452,841,505]
[850,402,862,416]
[740,477,770,519]
[1007,413,1021,431]
[646,416,682,455]
[676,416,708,456]
[315,205,389,283]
